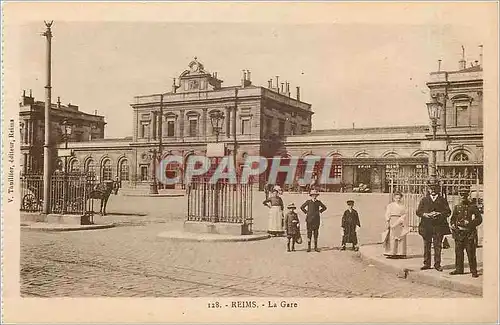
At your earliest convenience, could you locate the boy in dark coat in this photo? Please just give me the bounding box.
[341,200,361,251]
[284,203,300,252]
[300,189,327,252]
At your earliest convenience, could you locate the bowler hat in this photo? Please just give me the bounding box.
[309,189,319,196]
[347,200,354,205]
[287,203,296,209]
[459,187,471,196]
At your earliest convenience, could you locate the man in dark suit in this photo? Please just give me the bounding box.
[416,183,451,271]
[450,188,482,278]
[300,189,327,252]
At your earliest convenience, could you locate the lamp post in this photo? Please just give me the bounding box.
[426,94,444,183]
[60,118,72,213]
[42,21,53,215]
[209,110,224,222]
[149,148,159,194]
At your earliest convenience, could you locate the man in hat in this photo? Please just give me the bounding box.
[450,188,482,278]
[300,189,327,252]
[341,200,361,251]
[416,182,451,271]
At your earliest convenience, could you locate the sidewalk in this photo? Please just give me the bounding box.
[359,234,483,296]
[21,221,116,232]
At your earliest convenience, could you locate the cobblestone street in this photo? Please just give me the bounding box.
[21,192,472,298]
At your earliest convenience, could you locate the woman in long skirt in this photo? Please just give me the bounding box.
[263,188,285,236]
[383,192,409,258]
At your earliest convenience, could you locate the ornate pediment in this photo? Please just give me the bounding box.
[177,57,223,92]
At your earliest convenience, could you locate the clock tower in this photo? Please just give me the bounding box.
[178,57,223,92]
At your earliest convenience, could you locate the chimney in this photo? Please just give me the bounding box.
[352,122,355,129]
[23,90,26,97]
[479,45,483,66]
[459,45,466,70]
[172,78,177,93]
[475,60,479,66]
[296,86,300,101]
[438,59,442,72]
[268,79,272,88]
[29,89,32,97]
[286,82,290,97]
[214,72,218,79]
[57,96,61,108]
[94,110,98,116]
[281,82,284,93]
[246,70,251,82]
[276,76,280,93]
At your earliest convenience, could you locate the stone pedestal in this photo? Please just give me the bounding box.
[183,221,252,235]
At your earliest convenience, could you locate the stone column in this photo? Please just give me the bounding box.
[24,120,29,144]
[225,107,231,138]
[202,108,208,139]
[179,109,185,138]
[151,111,157,140]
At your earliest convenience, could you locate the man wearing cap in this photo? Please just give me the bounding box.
[416,183,452,272]
[300,189,327,252]
[450,188,482,278]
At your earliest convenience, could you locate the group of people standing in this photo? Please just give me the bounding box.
[382,182,482,278]
[262,186,362,253]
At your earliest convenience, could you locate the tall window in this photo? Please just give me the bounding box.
[119,159,130,181]
[101,159,112,181]
[167,121,175,137]
[455,104,469,127]
[85,159,95,175]
[266,117,272,135]
[69,159,80,172]
[140,124,146,138]
[189,119,198,137]
[278,120,285,136]
[331,165,342,178]
[241,119,250,135]
[140,166,148,181]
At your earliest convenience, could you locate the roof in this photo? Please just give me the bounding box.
[306,125,429,136]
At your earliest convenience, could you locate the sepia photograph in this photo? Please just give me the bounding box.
[2,2,498,323]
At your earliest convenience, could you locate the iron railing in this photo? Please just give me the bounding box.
[21,172,97,215]
[388,169,482,232]
[187,180,253,229]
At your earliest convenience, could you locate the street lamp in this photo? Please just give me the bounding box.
[209,110,224,222]
[209,110,224,143]
[426,94,444,182]
[60,118,72,213]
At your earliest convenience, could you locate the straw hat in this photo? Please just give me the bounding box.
[287,203,296,209]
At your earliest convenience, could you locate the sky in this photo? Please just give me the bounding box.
[19,22,488,138]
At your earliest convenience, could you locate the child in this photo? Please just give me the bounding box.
[341,200,361,251]
[300,189,327,252]
[284,203,300,252]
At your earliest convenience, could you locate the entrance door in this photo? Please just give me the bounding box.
[355,165,372,191]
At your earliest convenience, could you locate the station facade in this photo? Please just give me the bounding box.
[21,57,484,193]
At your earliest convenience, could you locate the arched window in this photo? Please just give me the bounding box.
[69,159,80,172]
[85,158,96,175]
[101,159,112,181]
[119,159,130,181]
[55,159,64,171]
[452,152,469,162]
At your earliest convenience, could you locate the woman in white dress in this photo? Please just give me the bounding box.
[263,187,285,236]
[383,192,409,258]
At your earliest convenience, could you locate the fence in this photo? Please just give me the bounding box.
[187,180,253,230]
[389,170,482,232]
[21,172,97,215]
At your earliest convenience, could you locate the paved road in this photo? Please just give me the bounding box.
[21,211,472,297]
